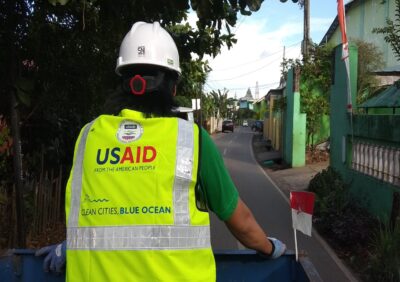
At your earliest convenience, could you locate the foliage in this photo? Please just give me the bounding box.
[280,57,301,80]
[273,96,286,112]
[308,167,347,217]
[236,108,256,120]
[210,88,229,119]
[373,0,400,62]
[174,96,191,108]
[0,0,263,180]
[177,59,211,98]
[201,93,217,120]
[226,98,237,120]
[308,166,386,281]
[308,167,378,249]
[353,39,385,105]
[367,224,400,282]
[281,43,333,149]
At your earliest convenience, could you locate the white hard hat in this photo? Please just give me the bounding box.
[116,21,181,76]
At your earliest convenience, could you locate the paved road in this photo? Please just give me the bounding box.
[209,126,354,282]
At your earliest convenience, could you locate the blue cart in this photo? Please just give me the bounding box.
[0,249,322,281]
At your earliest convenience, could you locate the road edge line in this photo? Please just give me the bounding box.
[249,135,359,282]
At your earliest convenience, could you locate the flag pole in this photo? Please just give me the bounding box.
[294,228,298,262]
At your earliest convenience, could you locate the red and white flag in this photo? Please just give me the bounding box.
[290,191,315,237]
[337,0,348,60]
[337,0,353,112]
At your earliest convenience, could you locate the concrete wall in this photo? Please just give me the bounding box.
[264,109,283,151]
[329,0,397,68]
[330,43,400,221]
[205,116,224,134]
[283,69,306,167]
[330,44,358,177]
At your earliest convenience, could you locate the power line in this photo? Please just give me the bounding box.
[205,81,280,92]
[208,55,283,82]
[210,40,301,72]
[232,15,246,34]
[208,43,302,82]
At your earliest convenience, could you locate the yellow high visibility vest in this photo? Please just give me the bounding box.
[65,109,215,282]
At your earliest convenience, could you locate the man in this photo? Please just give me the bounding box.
[36,21,285,281]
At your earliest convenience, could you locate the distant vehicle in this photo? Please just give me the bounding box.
[242,120,248,127]
[222,120,234,132]
[251,120,263,132]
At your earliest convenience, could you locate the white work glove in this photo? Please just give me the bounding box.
[35,241,66,273]
[267,237,286,259]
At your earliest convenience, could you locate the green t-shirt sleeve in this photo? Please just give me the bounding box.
[198,127,239,221]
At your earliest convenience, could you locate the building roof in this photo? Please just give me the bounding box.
[373,65,400,75]
[253,95,266,104]
[359,80,400,108]
[241,88,253,101]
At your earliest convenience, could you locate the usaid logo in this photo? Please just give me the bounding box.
[116,120,143,144]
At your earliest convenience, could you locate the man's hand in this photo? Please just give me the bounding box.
[35,241,66,273]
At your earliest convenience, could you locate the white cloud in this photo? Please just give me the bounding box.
[182,9,336,99]
[205,18,303,98]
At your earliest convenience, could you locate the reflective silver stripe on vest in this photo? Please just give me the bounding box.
[173,119,194,225]
[67,118,206,250]
[68,121,95,227]
[67,225,210,250]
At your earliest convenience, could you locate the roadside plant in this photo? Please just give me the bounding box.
[308,167,346,217]
[210,89,229,123]
[353,39,384,105]
[308,167,397,279]
[308,167,378,248]
[373,0,400,62]
[367,223,400,282]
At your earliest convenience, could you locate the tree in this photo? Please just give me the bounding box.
[373,0,400,62]
[0,0,264,178]
[0,0,266,246]
[281,43,333,150]
[226,98,237,120]
[236,108,255,120]
[200,93,217,121]
[300,43,333,150]
[353,39,384,105]
[210,88,229,127]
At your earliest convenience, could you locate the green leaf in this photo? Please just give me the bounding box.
[246,0,263,12]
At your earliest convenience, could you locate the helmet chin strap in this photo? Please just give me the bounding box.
[123,72,165,95]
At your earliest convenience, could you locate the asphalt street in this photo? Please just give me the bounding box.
[209,126,354,282]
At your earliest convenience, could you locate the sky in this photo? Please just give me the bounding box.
[193,1,344,99]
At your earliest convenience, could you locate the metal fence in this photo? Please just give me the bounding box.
[352,140,400,187]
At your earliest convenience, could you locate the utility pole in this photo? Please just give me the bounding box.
[280,0,310,59]
[302,0,310,60]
